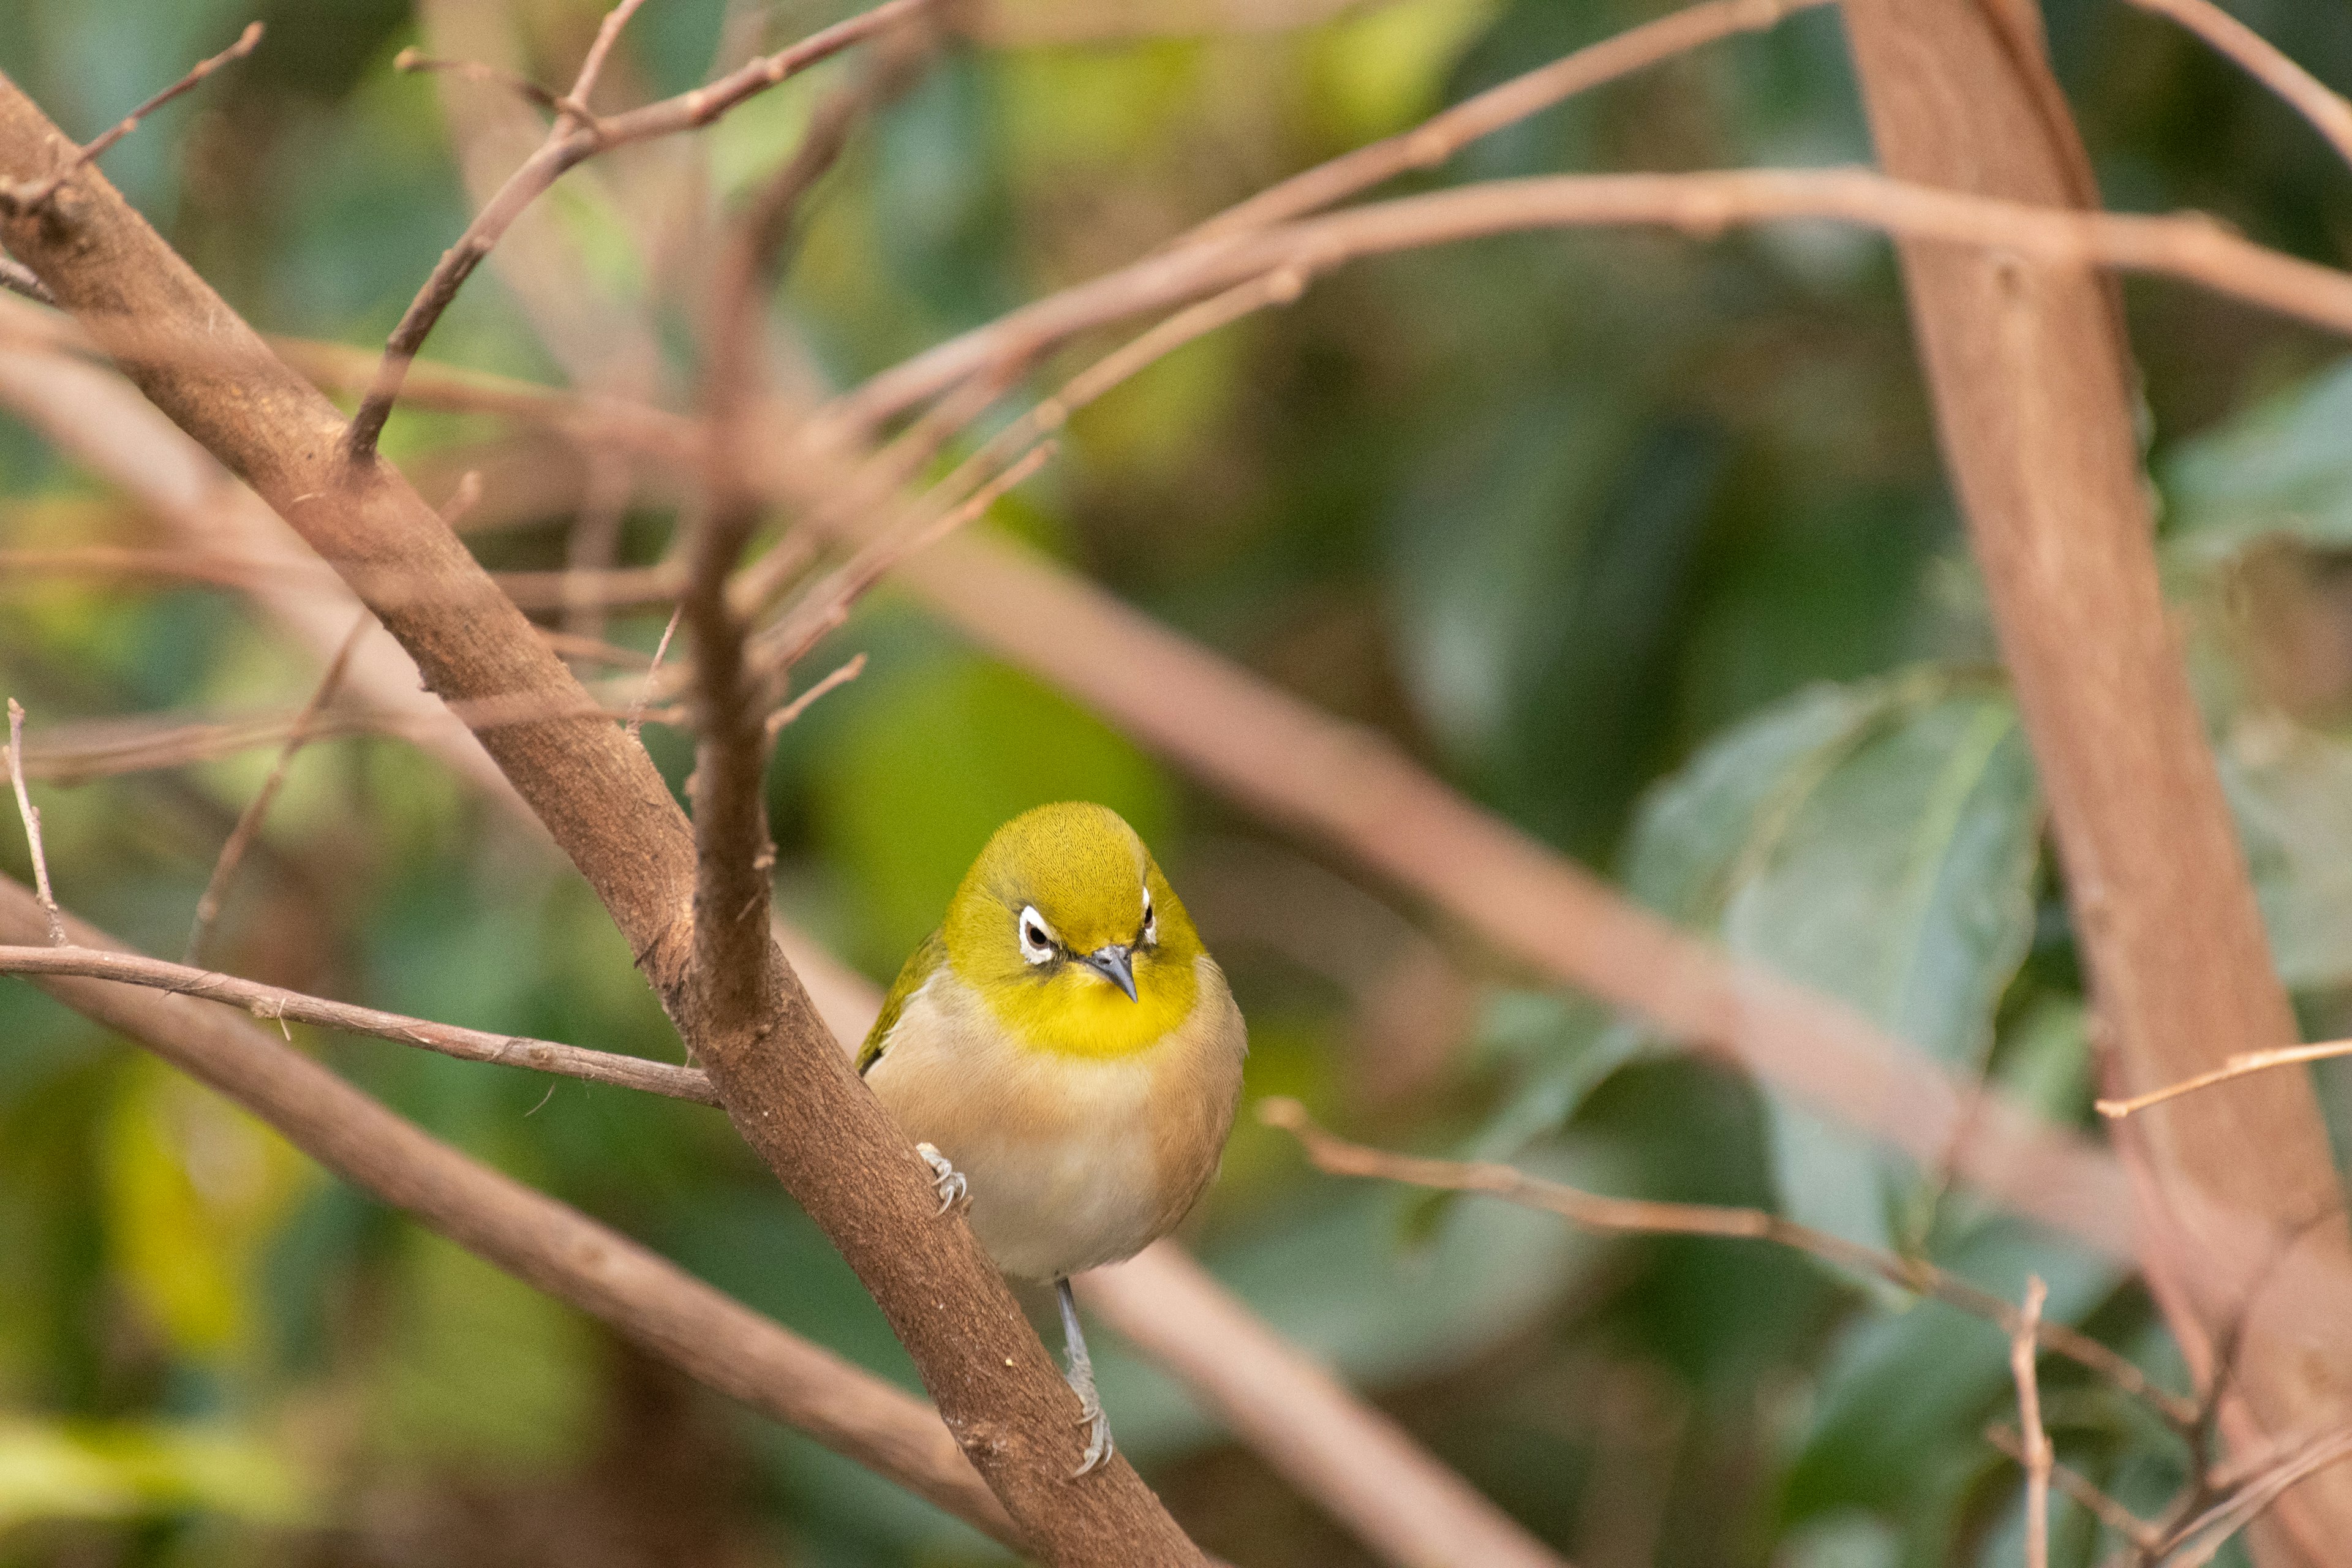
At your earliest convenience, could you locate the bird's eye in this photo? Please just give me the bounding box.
[1141,889,1156,946]
[1018,906,1055,965]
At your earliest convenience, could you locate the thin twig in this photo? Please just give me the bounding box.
[2011,1275,2053,1568]
[1187,0,1832,242]
[764,652,865,738]
[0,942,718,1104]
[0,252,54,305]
[4,700,65,944]
[2119,0,2352,174]
[1986,1425,2162,1553]
[0,22,262,213]
[2153,1423,2352,1566]
[835,167,2352,434]
[342,0,928,466]
[394,49,564,115]
[2098,1038,2352,1118]
[1256,1098,2198,1429]
[627,605,684,745]
[184,614,369,965]
[752,440,1053,686]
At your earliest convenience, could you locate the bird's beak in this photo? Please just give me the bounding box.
[1081,944,1139,1002]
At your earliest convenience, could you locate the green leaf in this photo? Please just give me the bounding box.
[2218,718,2352,992]
[1624,677,2043,1253]
[2164,356,2352,558]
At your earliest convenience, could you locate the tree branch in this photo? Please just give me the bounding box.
[0,942,718,1102]
[1259,1099,2190,1428]
[2118,0,2352,174]
[4,698,64,944]
[0,876,1020,1547]
[0,61,1207,1567]
[183,612,367,965]
[0,21,261,213]
[341,0,929,464]
[1835,1,2352,1554]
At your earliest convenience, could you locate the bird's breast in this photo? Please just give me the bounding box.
[862,957,1245,1280]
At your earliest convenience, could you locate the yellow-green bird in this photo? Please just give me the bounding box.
[858,802,1246,1474]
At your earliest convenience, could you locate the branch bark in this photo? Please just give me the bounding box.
[1835,0,2352,1556]
[0,876,1020,1549]
[0,316,1567,1568]
[0,69,1204,1565]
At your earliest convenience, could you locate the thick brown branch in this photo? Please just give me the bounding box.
[1836,1,2352,1552]
[0,62,1205,1567]
[0,878,1018,1547]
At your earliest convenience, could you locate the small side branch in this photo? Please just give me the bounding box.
[2120,0,2352,174]
[0,22,261,213]
[2009,1275,2052,1568]
[2098,1038,2352,1119]
[5,699,65,944]
[341,0,929,467]
[0,943,718,1104]
[184,614,369,965]
[1257,1098,2197,1430]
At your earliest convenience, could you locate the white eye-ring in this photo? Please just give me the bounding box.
[1018,905,1057,965]
[1141,888,1156,946]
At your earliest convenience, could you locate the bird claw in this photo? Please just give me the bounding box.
[1069,1382,1114,1478]
[916,1142,968,1216]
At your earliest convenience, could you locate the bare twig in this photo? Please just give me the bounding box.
[342,0,928,466]
[0,22,262,213]
[1187,0,1832,241]
[2119,0,2352,174]
[2154,1424,2352,1566]
[1257,1098,2196,1428]
[0,941,718,1102]
[184,615,369,965]
[2011,1275,2053,1568]
[393,48,565,115]
[0,878,1017,1547]
[4,699,65,944]
[0,251,53,304]
[835,168,2352,433]
[765,652,865,737]
[626,605,684,745]
[2098,1039,2352,1119]
[752,440,1053,687]
[1985,1425,2162,1553]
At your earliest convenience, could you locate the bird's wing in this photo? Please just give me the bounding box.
[856,928,947,1076]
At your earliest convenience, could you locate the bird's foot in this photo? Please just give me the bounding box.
[915,1142,968,1215]
[1067,1371,1114,1478]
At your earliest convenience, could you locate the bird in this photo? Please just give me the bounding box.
[857,801,1246,1476]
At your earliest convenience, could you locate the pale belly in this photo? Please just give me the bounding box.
[862,961,1244,1281]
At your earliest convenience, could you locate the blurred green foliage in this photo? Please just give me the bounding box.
[4,0,2352,1563]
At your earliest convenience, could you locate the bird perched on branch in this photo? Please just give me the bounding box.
[858,801,1246,1476]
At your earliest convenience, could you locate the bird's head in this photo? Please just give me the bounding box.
[943,802,1203,1058]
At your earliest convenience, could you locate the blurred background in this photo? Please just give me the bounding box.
[5,0,2352,1562]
